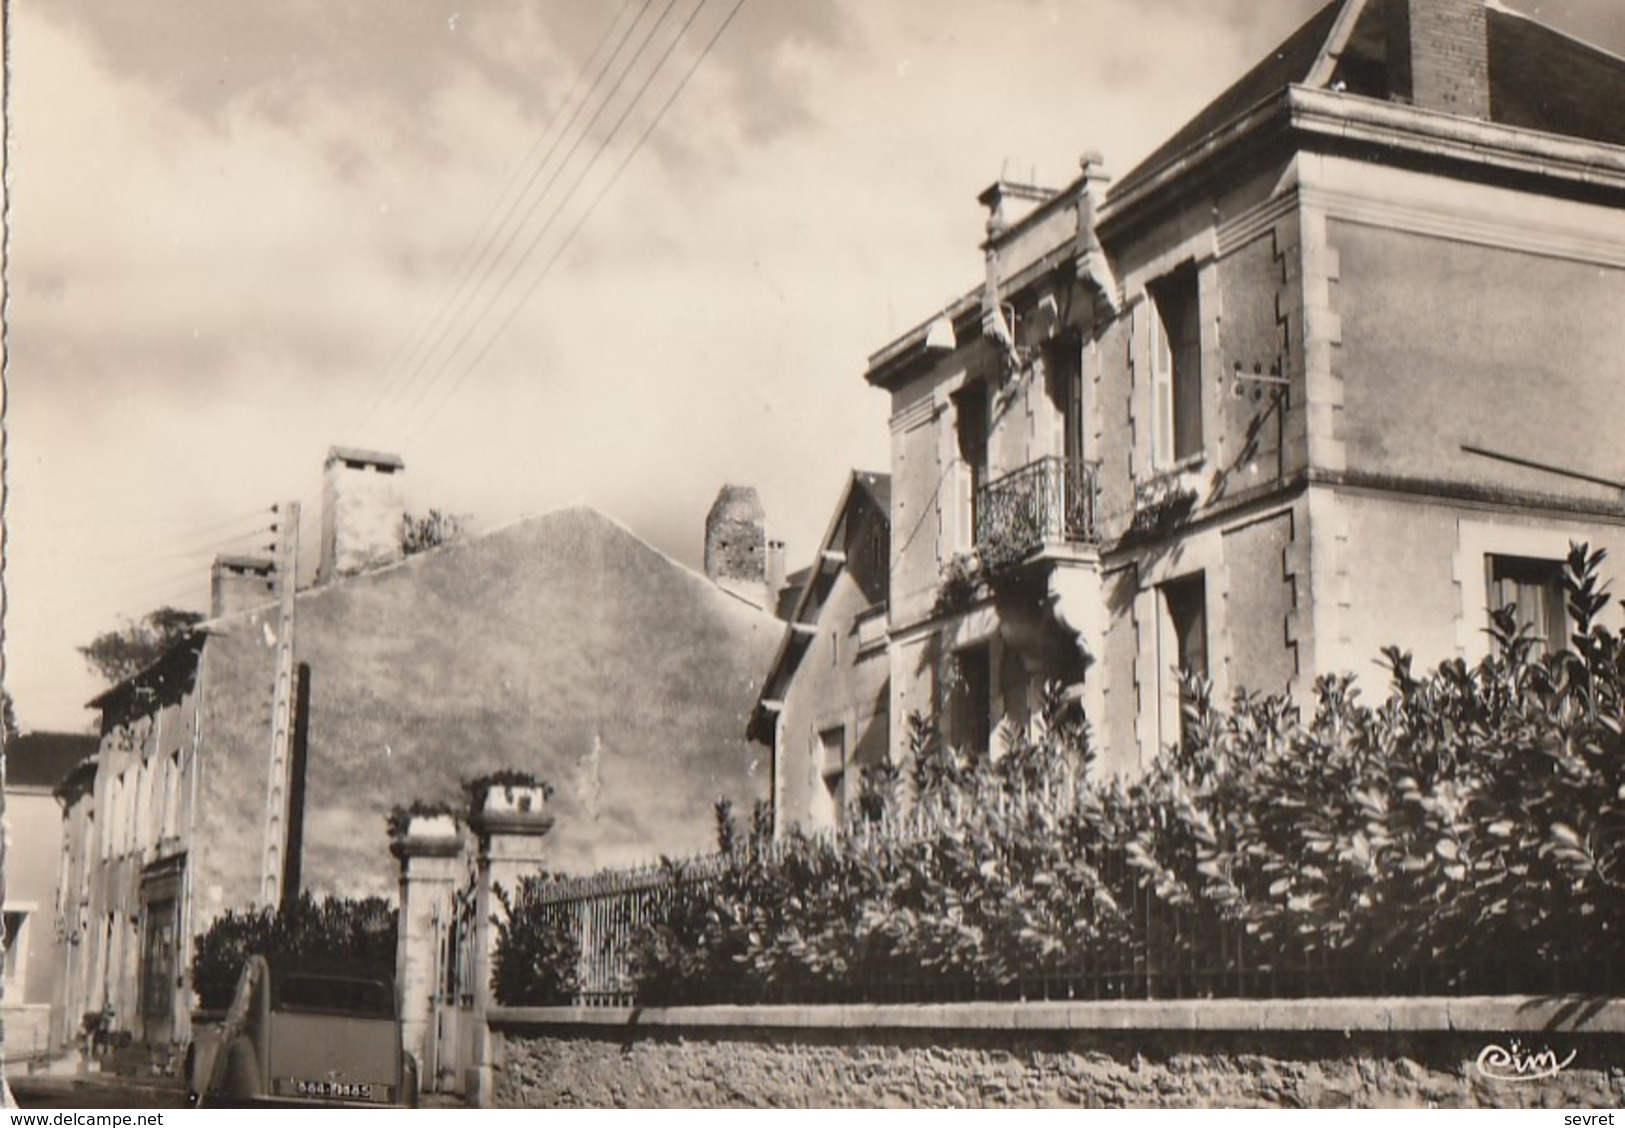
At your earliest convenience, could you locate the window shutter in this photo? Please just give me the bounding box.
[1151,298,1174,468]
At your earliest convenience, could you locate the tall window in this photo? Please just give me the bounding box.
[1159,573,1208,750]
[1487,554,1568,655]
[1165,574,1209,680]
[952,644,993,754]
[1149,266,1203,467]
[956,382,990,545]
[3,911,25,988]
[813,725,847,829]
[1047,335,1086,465]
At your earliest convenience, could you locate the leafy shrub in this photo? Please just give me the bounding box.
[465,769,553,811]
[385,799,460,840]
[402,509,468,556]
[490,880,579,1006]
[191,894,398,1011]
[498,543,1624,1005]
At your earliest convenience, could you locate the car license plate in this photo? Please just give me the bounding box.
[283,1078,380,1101]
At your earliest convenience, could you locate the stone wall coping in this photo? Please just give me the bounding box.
[490,996,1625,1036]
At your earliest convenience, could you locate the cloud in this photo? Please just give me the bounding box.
[16,0,1620,737]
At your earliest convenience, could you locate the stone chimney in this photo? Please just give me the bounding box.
[318,447,406,585]
[766,538,787,602]
[705,485,769,607]
[211,555,275,617]
[978,178,1059,240]
[1390,0,1490,120]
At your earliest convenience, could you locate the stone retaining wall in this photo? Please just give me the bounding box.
[488,999,1625,1109]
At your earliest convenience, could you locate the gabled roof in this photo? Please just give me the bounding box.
[1111,0,1345,203]
[6,731,100,791]
[184,502,783,884]
[1486,4,1625,147]
[747,471,890,744]
[1109,0,1625,210]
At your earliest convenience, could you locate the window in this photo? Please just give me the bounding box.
[3,911,25,986]
[1159,573,1208,750]
[1165,574,1209,680]
[812,726,847,829]
[1046,335,1086,465]
[956,382,990,544]
[1487,554,1567,655]
[951,644,993,754]
[1149,266,1203,466]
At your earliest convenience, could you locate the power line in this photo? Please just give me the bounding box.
[44,504,272,540]
[71,525,272,567]
[409,0,747,435]
[30,573,211,628]
[391,0,694,436]
[336,0,646,449]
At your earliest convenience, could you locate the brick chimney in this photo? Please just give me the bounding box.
[1390,0,1490,120]
[318,447,406,585]
[211,555,275,617]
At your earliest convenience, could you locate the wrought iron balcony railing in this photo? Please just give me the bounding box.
[974,456,1101,562]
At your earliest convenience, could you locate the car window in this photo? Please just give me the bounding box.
[272,973,395,1018]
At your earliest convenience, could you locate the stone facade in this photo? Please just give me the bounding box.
[65,499,779,1054]
[863,0,1625,778]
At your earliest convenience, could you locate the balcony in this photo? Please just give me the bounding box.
[975,456,1101,565]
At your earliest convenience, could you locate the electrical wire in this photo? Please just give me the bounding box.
[408,0,747,439]
[392,0,694,436]
[336,0,647,449]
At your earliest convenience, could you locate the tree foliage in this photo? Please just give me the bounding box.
[402,509,468,556]
[77,606,204,685]
[1,687,18,745]
[495,544,1625,1006]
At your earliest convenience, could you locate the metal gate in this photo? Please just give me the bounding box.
[425,876,479,1093]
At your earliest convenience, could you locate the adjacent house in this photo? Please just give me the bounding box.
[58,451,783,1053]
[864,0,1625,777]
[1,731,98,1062]
[748,472,891,835]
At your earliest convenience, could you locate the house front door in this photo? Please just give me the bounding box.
[138,855,185,1047]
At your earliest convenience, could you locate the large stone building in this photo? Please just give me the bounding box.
[865,0,1625,778]
[58,453,781,1052]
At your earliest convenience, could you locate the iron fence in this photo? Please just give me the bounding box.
[513,792,1614,1008]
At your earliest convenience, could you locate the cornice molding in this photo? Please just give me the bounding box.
[1301,181,1625,268]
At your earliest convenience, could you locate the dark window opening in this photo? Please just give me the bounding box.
[1487,554,1568,656]
[953,645,993,755]
[956,383,990,537]
[1164,573,1209,681]
[273,972,396,1019]
[1149,267,1203,465]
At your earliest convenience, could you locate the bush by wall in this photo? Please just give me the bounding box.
[497,544,1624,1006]
[490,880,580,1007]
[191,893,398,1010]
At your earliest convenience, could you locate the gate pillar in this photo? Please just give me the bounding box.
[467,783,554,1107]
[390,814,464,1094]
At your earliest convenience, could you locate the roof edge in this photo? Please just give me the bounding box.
[748,471,891,741]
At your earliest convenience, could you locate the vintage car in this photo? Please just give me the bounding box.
[188,955,418,1107]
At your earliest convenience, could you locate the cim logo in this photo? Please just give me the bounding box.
[1475,1040,1578,1083]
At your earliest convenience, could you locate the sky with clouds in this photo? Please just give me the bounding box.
[5,0,1624,731]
